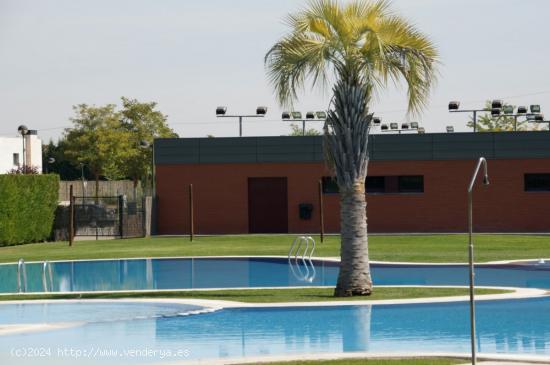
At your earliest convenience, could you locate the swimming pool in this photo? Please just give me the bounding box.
[1,257,549,293]
[1,297,549,364]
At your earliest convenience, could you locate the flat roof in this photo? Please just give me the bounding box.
[154,131,550,165]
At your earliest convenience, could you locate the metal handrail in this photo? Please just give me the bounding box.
[42,261,54,292]
[17,259,27,293]
[288,236,317,282]
[467,157,490,365]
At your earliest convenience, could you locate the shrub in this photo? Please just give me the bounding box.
[0,174,59,246]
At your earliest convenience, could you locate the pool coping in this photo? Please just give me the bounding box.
[0,255,548,266]
[161,351,550,364]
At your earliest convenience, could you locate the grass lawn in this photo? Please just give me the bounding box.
[262,359,462,365]
[0,234,548,264]
[0,287,510,302]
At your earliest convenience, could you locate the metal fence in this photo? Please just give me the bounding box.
[53,195,147,240]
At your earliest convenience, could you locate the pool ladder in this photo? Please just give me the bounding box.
[16,259,54,293]
[288,236,317,282]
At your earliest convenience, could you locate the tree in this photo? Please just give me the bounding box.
[289,123,321,136]
[119,98,178,193]
[43,140,94,180]
[266,0,438,296]
[467,101,542,132]
[64,104,132,197]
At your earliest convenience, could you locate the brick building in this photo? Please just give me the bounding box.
[154,132,550,234]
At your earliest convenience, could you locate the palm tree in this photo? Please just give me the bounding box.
[265,0,438,296]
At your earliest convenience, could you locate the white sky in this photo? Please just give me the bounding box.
[1,0,550,141]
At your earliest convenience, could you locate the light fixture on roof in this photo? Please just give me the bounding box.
[417,127,426,134]
[446,126,455,133]
[410,122,419,129]
[291,111,302,119]
[373,117,381,125]
[306,111,315,119]
[216,106,267,137]
[448,101,460,111]
[316,111,327,119]
[531,105,541,113]
[491,108,501,117]
[381,124,389,131]
[517,106,528,114]
[282,111,291,120]
[390,123,398,130]
[503,105,514,114]
[401,123,409,130]
[535,114,544,122]
[491,100,503,109]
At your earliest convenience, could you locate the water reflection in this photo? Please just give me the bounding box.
[1,258,550,293]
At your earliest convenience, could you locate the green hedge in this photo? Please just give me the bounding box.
[0,174,59,246]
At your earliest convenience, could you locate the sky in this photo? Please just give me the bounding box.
[1,0,550,141]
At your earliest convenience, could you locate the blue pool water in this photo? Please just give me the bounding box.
[1,297,549,364]
[1,258,549,293]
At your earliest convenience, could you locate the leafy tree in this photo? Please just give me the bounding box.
[467,101,542,132]
[119,97,178,192]
[64,104,132,197]
[289,123,321,136]
[266,0,438,296]
[42,140,94,180]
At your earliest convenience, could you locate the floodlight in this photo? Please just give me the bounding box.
[401,123,409,130]
[491,108,501,117]
[282,112,291,120]
[417,127,426,134]
[531,105,541,113]
[17,125,28,135]
[390,123,398,130]
[381,124,389,131]
[216,106,227,116]
[316,111,327,119]
[527,114,536,121]
[373,117,381,125]
[306,112,315,119]
[535,114,544,122]
[410,122,419,129]
[517,106,528,114]
[448,101,460,111]
[446,126,455,133]
[503,105,514,114]
[291,111,302,119]
[256,106,268,115]
[491,100,503,109]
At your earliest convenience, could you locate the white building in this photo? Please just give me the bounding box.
[0,131,43,174]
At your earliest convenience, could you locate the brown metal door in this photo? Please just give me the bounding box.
[248,177,288,233]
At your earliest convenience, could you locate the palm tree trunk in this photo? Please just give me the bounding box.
[334,181,373,297]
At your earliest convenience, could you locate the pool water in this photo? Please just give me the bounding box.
[1,298,549,364]
[1,258,549,293]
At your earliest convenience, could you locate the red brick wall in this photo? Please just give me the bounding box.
[156,159,550,234]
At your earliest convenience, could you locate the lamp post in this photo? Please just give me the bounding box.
[45,157,55,174]
[215,106,268,137]
[17,125,29,172]
[467,157,490,365]
[282,111,326,135]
